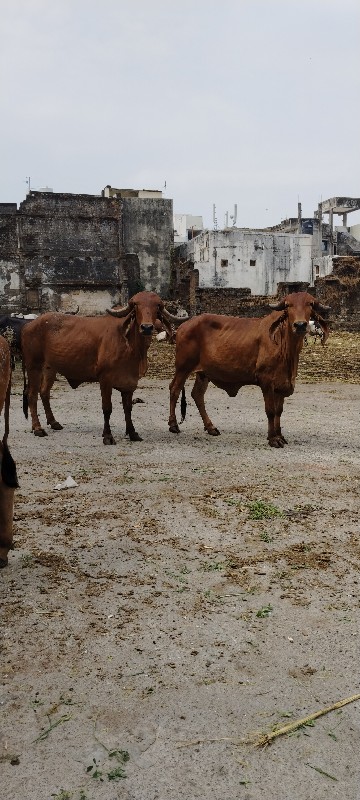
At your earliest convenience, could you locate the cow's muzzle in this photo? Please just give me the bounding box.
[293,321,307,334]
[140,323,154,335]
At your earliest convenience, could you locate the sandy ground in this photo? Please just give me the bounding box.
[1,351,360,800]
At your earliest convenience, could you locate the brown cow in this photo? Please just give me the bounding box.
[0,335,19,568]
[169,292,330,448]
[21,291,180,444]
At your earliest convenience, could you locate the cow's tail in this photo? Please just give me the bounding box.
[22,360,29,420]
[1,441,19,488]
[180,387,187,423]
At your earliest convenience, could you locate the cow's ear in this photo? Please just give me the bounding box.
[123,313,135,340]
[158,315,174,342]
[269,310,287,342]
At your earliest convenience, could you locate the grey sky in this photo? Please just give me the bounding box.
[1,0,360,229]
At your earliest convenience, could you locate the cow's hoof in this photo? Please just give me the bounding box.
[103,435,116,445]
[129,432,142,442]
[169,424,180,434]
[207,427,220,436]
[33,428,48,437]
[269,436,286,448]
[0,557,8,568]
[50,421,63,431]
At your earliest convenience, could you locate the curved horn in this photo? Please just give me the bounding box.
[313,300,331,315]
[268,299,287,311]
[106,303,131,318]
[162,307,189,323]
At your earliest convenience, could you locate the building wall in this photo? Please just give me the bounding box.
[16,192,123,312]
[174,214,203,244]
[0,204,21,311]
[179,228,315,295]
[0,191,173,312]
[350,224,360,241]
[121,197,173,296]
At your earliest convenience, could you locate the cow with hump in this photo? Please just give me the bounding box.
[0,335,19,568]
[169,292,330,448]
[21,291,180,444]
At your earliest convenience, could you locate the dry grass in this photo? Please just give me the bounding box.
[147,333,360,383]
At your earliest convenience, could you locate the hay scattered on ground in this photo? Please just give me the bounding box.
[147,333,360,383]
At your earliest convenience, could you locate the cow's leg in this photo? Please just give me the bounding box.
[0,483,15,568]
[100,383,116,445]
[169,370,189,433]
[27,368,48,437]
[191,373,220,435]
[121,391,142,441]
[262,388,287,448]
[40,367,63,430]
[274,392,287,445]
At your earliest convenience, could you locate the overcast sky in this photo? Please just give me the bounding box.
[1,0,360,229]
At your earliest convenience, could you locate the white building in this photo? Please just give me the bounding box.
[176,227,333,296]
[174,214,203,244]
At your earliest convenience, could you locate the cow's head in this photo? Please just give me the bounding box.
[268,292,331,344]
[106,291,188,340]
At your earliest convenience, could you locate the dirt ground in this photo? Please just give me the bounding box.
[1,335,360,800]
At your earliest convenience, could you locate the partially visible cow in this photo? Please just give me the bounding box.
[0,335,19,568]
[308,320,324,340]
[21,291,181,444]
[0,315,32,363]
[169,292,330,448]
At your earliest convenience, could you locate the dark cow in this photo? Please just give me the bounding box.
[0,316,32,363]
[21,291,180,444]
[0,335,19,568]
[169,292,330,448]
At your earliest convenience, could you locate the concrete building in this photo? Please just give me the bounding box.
[173,197,360,298]
[0,187,173,313]
[175,227,320,296]
[174,214,203,244]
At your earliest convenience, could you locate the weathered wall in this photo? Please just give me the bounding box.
[176,228,316,295]
[121,197,173,296]
[17,192,123,312]
[0,204,21,311]
[0,191,173,313]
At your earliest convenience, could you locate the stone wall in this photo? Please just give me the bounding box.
[0,191,173,313]
[0,204,21,312]
[194,287,269,317]
[17,192,123,312]
[121,197,173,296]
